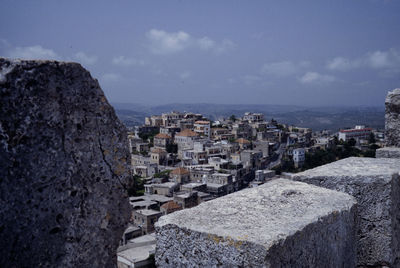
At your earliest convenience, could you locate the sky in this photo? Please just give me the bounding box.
[1,0,399,107]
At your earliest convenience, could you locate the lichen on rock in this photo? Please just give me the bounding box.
[0,58,131,267]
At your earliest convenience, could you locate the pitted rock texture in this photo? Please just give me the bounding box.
[376,147,400,158]
[0,58,131,268]
[291,157,400,267]
[385,88,400,147]
[156,178,357,268]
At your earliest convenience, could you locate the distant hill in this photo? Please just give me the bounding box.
[112,102,384,131]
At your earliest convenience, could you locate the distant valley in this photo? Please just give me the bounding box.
[113,102,385,131]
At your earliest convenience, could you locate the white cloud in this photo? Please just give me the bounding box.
[299,72,336,84]
[327,48,400,71]
[146,29,190,55]
[6,45,60,60]
[261,61,309,77]
[101,73,122,83]
[146,29,235,55]
[112,56,145,67]
[179,71,191,79]
[366,50,392,68]
[326,57,360,71]
[74,51,97,65]
[198,37,215,50]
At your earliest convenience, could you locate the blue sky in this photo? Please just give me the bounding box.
[1,0,399,106]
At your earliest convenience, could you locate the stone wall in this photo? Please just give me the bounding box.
[291,157,400,267]
[156,179,357,267]
[0,58,131,267]
[385,88,400,147]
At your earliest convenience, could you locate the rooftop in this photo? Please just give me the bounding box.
[135,209,163,216]
[171,167,190,175]
[175,129,199,137]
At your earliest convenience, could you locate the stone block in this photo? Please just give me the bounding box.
[292,157,400,267]
[385,88,400,147]
[156,178,357,268]
[376,147,400,158]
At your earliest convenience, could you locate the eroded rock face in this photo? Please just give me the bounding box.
[0,58,131,267]
[156,179,357,268]
[385,88,400,147]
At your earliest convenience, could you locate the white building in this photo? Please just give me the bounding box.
[243,112,264,123]
[194,120,211,137]
[338,126,372,141]
[293,148,305,167]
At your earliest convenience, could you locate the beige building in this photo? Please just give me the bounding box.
[170,167,190,184]
[132,209,163,234]
[153,133,172,149]
[194,120,211,137]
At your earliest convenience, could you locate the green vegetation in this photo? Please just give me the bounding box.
[154,169,171,178]
[229,115,236,122]
[273,137,380,174]
[138,129,159,145]
[127,175,145,197]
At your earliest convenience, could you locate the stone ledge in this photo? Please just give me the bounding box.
[155,178,357,267]
[291,157,400,267]
[376,147,400,158]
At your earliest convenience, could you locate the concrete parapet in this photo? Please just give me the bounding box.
[155,178,357,268]
[292,157,400,267]
[376,147,400,158]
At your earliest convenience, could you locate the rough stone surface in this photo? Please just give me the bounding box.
[291,157,400,267]
[0,58,131,267]
[385,88,400,147]
[155,178,357,268]
[376,147,400,158]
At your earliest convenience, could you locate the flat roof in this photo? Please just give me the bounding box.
[135,209,163,216]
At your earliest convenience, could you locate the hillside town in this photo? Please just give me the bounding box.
[118,110,385,266]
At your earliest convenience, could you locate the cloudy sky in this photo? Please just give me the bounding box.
[1,0,399,107]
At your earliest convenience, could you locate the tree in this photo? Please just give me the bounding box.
[229,115,236,122]
[166,143,178,154]
[368,133,376,144]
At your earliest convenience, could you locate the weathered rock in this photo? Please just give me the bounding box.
[0,58,131,267]
[291,157,400,267]
[155,178,357,268]
[376,147,400,158]
[385,88,400,147]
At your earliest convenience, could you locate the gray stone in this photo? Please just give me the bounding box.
[376,147,400,158]
[0,58,131,267]
[385,88,400,147]
[291,157,400,267]
[155,178,357,268]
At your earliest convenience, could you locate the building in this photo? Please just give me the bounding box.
[170,167,190,184]
[236,138,252,150]
[153,133,172,149]
[180,182,207,193]
[132,209,163,234]
[293,148,306,168]
[144,182,179,196]
[194,120,211,137]
[189,167,214,183]
[174,129,199,154]
[174,191,199,209]
[160,201,182,215]
[338,126,372,142]
[150,147,168,165]
[121,225,142,245]
[243,112,264,123]
[255,169,275,182]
